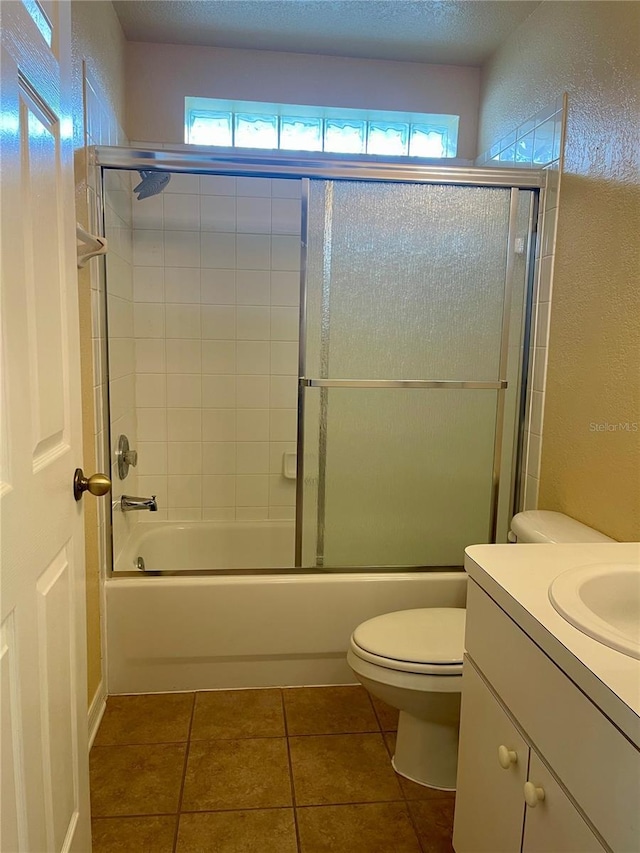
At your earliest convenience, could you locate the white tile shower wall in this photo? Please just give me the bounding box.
[133,175,301,521]
[521,160,561,510]
[477,96,566,511]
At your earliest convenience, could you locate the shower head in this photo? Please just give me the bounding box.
[133,170,171,200]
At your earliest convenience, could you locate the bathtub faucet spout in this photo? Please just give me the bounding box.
[121,494,158,512]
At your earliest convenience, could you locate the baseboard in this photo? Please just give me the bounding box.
[88,681,107,748]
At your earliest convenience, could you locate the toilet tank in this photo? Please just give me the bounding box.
[509,510,614,543]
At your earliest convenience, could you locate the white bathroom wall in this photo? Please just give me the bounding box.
[125,42,480,161]
[131,174,300,521]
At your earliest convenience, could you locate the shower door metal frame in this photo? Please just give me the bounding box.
[94,146,542,576]
[95,146,544,190]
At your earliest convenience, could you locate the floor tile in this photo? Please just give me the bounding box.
[383,732,455,801]
[182,738,292,811]
[297,803,422,853]
[284,686,379,736]
[176,809,298,852]
[94,693,194,746]
[91,815,176,852]
[370,695,399,731]
[408,798,456,853]
[191,689,285,740]
[289,733,403,806]
[90,743,186,816]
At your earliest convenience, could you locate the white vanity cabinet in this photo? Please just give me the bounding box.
[453,659,528,852]
[521,753,605,853]
[454,657,605,853]
[453,577,639,853]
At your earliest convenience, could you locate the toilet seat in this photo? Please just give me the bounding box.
[350,608,465,675]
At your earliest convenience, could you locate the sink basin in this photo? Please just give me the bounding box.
[549,562,640,660]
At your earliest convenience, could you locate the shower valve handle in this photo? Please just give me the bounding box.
[123,449,138,466]
[116,434,137,479]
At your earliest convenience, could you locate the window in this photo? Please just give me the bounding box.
[21,0,52,46]
[185,98,459,158]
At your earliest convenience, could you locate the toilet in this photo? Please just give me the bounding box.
[347,511,613,791]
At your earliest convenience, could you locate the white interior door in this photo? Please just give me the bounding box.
[0,1,91,850]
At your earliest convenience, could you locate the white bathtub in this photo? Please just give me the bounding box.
[115,520,295,571]
[106,522,467,694]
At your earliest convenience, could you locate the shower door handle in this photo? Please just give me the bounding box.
[300,378,508,389]
[73,468,112,501]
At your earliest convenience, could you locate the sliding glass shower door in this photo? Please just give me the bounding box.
[298,180,533,568]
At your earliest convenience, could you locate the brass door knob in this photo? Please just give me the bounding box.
[73,468,112,501]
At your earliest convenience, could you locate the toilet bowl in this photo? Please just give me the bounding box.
[347,607,465,790]
[347,511,614,791]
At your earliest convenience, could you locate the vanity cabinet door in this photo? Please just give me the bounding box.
[522,753,606,853]
[453,658,529,853]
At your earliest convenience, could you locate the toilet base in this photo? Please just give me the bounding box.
[392,706,460,791]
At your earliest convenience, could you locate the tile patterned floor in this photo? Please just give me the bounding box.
[90,686,455,852]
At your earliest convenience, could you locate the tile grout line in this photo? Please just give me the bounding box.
[92,811,182,820]
[172,691,198,853]
[369,695,394,736]
[376,706,428,853]
[402,788,427,853]
[94,798,412,821]
[281,689,302,853]
[178,798,406,813]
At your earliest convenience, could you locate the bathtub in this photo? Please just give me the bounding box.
[106,522,467,694]
[114,520,295,572]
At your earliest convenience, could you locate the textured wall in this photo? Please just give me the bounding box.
[71,2,127,145]
[480,1,640,540]
[71,1,127,707]
[125,41,480,160]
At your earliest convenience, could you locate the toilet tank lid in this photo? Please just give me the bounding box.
[510,510,614,543]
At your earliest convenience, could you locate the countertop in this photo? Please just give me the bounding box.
[464,542,640,748]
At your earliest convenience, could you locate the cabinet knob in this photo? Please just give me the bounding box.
[524,781,545,808]
[497,745,518,769]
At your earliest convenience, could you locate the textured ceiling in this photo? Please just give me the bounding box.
[113,0,541,66]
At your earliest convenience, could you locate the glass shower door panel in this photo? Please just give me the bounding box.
[301,179,522,568]
[305,181,512,382]
[313,388,498,567]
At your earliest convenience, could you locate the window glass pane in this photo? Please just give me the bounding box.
[367,122,409,156]
[498,145,516,163]
[409,125,446,158]
[324,119,366,154]
[188,111,232,146]
[280,116,323,151]
[235,113,278,149]
[184,98,459,159]
[515,131,535,164]
[533,120,554,164]
[21,0,52,46]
